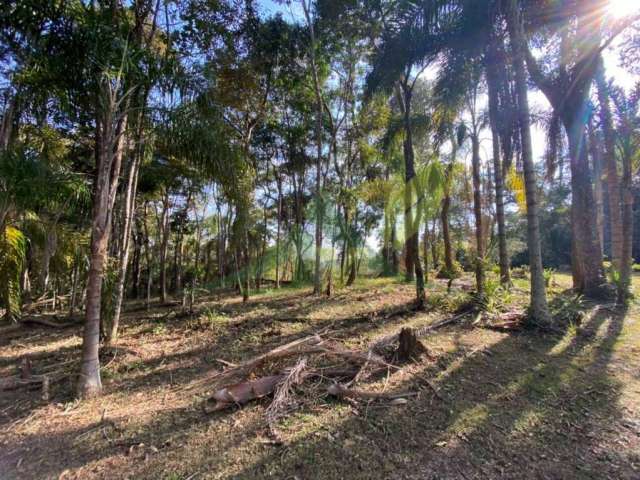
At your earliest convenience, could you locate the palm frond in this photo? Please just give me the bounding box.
[0,226,27,321]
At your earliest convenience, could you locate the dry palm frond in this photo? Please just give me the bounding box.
[265,357,310,440]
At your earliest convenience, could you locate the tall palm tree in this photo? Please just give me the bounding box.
[515,0,634,296]
[505,0,551,325]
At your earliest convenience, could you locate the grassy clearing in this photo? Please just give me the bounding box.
[0,273,639,479]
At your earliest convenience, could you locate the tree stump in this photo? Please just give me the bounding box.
[397,327,427,362]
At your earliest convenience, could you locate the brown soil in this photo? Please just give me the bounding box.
[1,274,639,479]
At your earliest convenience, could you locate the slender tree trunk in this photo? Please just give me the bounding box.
[143,202,153,310]
[470,130,485,296]
[275,174,282,288]
[423,221,429,284]
[0,88,19,151]
[69,260,78,317]
[588,118,605,253]
[431,217,438,269]
[301,0,324,295]
[391,213,399,275]
[486,43,511,284]
[107,147,141,344]
[506,0,550,325]
[441,186,454,276]
[619,139,634,302]
[398,79,424,307]
[41,229,57,294]
[595,58,623,270]
[159,192,170,304]
[131,216,142,299]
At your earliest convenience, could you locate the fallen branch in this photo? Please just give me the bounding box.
[327,383,418,401]
[188,333,327,391]
[19,316,77,329]
[0,373,64,393]
[475,310,526,332]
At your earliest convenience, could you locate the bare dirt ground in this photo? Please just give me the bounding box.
[1,273,639,479]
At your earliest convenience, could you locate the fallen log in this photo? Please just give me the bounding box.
[20,316,77,329]
[205,375,285,412]
[474,310,526,332]
[327,383,418,401]
[0,373,63,394]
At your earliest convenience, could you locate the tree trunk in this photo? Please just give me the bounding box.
[159,192,170,304]
[391,213,399,275]
[423,221,429,284]
[486,41,511,285]
[588,118,605,253]
[143,202,153,310]
[275,173,282,289]
[399,79,425,308]
[470,131,485,296]
[619,137,634,302]
[78,105,127,398]
[506,0,550,326]
[131,216,142,299]
[441,187,454,276]
[41,229,57,294]
[301,0,324,296]
[565,123,606,295]
[107,146,141,344]
[69,260,78,317]
[595,57,623,270]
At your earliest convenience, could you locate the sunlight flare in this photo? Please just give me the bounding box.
[607,0,640,19]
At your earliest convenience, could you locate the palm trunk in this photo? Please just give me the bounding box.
[301,0,324,296]
[391,213,399,275]
[41,229,57,294]
[107,148,141,344]
[159,192,170,304]
[506,0,550,325]
[486,41,511,285]
[588,118,605,253]
[69,260,78,317]
[423,219,429,284]
[470,131,485,296]
[131,217,142,299]
[565,124,605,295]
[78,105,127,398]
[619,140,634,302]
[143,202,153,310]
[441,187,454,276]
[595,58,623,271]
[398,79,424,307]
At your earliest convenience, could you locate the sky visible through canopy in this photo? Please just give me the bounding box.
[253,0,639,254]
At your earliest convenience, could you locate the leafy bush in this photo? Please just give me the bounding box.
[549,294,585,327]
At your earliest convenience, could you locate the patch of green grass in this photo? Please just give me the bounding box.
[152,323,167,335]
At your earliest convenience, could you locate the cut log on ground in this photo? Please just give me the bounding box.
[327,383,418,401]
[20,316,78,329]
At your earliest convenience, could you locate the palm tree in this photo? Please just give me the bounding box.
[515,0,635,296]
[595,56,623,276]
[485,21,513,285]
[611,83,640,302]
[505,0,551,325]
